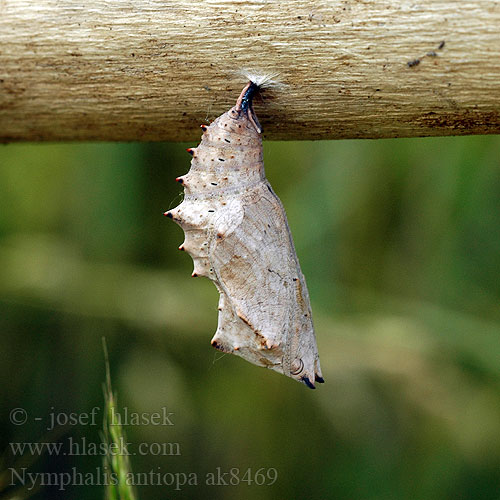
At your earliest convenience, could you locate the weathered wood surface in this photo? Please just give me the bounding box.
[1,0,500,142]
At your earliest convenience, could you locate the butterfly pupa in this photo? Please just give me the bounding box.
[165,81,323,389]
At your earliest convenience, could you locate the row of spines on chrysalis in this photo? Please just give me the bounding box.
[173,137,235,196]
[163,122,232,281]
[163,211,216,280]
[179,122,264,191]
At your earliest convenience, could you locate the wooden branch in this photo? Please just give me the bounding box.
[1,0,500,142]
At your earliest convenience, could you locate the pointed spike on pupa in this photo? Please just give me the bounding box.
[211,338,223,351]
[192,258,211,278]
[175,176,184,184]
[186,148,195,156]
[200,124,208,132]
[301,375,316,390]
[164,208,185,224]
[179,238,195,255]
[210,337,232,353]
[179,231,208,256]
[314,360,324,383]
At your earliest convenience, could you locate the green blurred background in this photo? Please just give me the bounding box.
[1,135,500,499]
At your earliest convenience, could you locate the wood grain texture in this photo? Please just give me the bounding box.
[1,0,500,142]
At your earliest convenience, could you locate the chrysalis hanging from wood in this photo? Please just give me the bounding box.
[164,80,323,389]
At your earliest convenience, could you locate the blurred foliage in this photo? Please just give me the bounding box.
[0,134,500,500]
[102,339,136,500]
